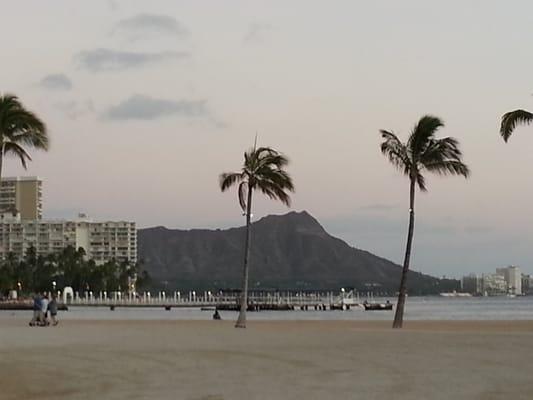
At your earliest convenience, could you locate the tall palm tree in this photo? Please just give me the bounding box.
[219,145,294,328]
[0,94,49,185]
[380,115,470,328]
[500,109,533,142]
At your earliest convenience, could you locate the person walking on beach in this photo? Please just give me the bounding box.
[40,294,49,326]
[29,293,42,326]
[48,295,59,326]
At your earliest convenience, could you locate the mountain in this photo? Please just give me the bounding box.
[137,211,458,293]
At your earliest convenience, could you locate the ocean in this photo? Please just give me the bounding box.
[2,296,533,321]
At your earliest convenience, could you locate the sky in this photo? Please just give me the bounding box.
[1,0,533,278]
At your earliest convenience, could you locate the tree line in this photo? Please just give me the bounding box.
[0,245,151,296]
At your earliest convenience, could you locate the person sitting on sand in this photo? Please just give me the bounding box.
[48,295,59,326]
[29,293,42,326]
[213,309,221,320]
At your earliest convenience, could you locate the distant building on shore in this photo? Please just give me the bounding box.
[0,177,137,265]
[521,274,533,295]
[461,274,482,295]
[481,273,507,295]
[0,176,42,220]
[462,266,524,296]
[496,266,522,295]
[0,211,137,264]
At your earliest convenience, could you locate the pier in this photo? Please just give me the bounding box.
[60,289,384,311]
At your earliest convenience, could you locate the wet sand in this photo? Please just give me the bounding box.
[0,319,531,400]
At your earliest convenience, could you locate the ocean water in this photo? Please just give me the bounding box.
[2,296,533,321]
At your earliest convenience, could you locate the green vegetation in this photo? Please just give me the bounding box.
[380,115,470,328]
[0,245,150,297]
[0,94,49,184]
[500,109,533,142]
[220,145,294,328]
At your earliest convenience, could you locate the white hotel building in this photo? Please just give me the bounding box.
[0,176,137,264]
[0,212,137,264]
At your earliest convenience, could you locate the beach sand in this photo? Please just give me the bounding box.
[0,319,531,400]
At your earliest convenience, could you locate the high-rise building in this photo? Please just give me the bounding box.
[496,266,522,295]
[461,274,482,295]
[0,177,42,220]
[0,177,137,265]
[0,212,137,264]
[521,274,533,295]
[481,273,507,295]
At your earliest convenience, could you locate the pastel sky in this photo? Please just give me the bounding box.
[2,0,533,278]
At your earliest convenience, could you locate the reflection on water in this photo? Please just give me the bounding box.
[2,296,533,321]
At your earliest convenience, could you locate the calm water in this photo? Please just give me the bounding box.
[2,296,533,321]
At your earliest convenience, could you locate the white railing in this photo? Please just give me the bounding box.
[63,290,388,308]
[65,290,338,307]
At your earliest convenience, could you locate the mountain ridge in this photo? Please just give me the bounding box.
[137,210,458,293]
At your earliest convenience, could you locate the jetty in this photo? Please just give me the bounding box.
[57,289,392,311]
[0,289,393,312]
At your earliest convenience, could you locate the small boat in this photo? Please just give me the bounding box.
[363,302,393,311]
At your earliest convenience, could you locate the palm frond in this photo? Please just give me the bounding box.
[256,179,292,206]
[3,142,32,169]
[500,109,533,142]
[381,116,469,192]
[259,153,289,169]
[380,130,411,175]
[421,137,469,179]
[219,172,244,192]
[424,160,470,178]
[255,147,277,157]
[0,94,49,151]
[415,172,427,192]
[408,115,444,160]
[238,181,247,211]
[221,145,293,211]
[420,137,461,165]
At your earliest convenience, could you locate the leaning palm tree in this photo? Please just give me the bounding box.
[380,115,469,328]
[220,145,294,328]
[0,94,49,184]
[500,109,533,142]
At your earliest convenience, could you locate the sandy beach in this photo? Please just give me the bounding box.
[0,319,532,400]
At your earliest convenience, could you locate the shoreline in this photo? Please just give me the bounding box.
[3,317,533,331]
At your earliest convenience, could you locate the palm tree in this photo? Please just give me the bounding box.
[380,115,469,328]
[0,94,49,184]
[500,109,533,142]
[219,145,294,328]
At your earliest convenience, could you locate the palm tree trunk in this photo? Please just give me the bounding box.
[0,143,4,195]
[235,185,253,328]
[393,177,416,329]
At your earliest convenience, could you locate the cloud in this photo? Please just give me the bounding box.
[39,74,73,90]
[113,14,188,40]
[104,94,209,121]
[244,23,272,43]
[76,48,188,72]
